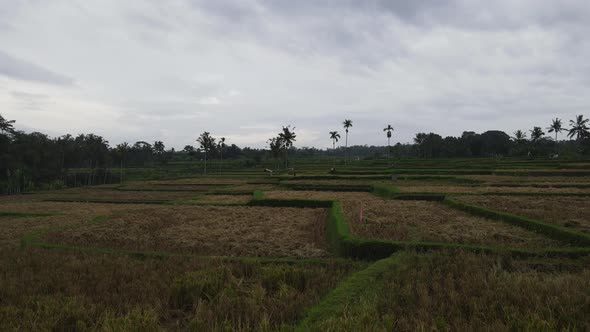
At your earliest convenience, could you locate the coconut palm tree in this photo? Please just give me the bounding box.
[0,114,16,135]
[218,137,226,174]
[547,118,563,154]
[383,125,394,158]
[278,126,296,169]
[530,127,545,143]
[342,119,352,164]
[568,115,590,140]
[197,131,216,175]
[267,136,283,170]
[512,130,527,143]
[329,131,341,168]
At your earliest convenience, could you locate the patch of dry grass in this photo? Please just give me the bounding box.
[191,194,253,204]
[264,190,380,202]
[44,206,329,258]
[342,200,562,248]
[397,185,590,194]
[0,203,150,249]
[455,195,590,233]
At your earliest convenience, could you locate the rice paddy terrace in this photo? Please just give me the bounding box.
[2,158,590,331]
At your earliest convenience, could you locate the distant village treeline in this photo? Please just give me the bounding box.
[1,113,589,194]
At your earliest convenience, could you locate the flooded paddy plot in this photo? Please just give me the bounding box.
[342,200,562,248]
[43,205,329,257]
[455,195,590,233]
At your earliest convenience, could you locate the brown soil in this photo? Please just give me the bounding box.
[264,191,380,202]
[44,206,329,258]
[342,200,562,248]
[454,195,590,233]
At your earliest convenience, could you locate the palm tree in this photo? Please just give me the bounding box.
[267,136,283,170]
[197,131,216,175]
[0,114,16,135]
[343,119,352,164]
[530,127,545,143]
[547,118,563,154]
[115,142,129,184]
[329,131,341,168]
[278,126,296,169]
[218,137,226,174]
[512,130,526,142]
[568,115,590,140]
[383,125,394,158]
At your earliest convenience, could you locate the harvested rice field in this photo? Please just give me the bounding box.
[0,203,146,248]
[396,185,590,194]
[40,189,200,201]
[264,190,381,201]
[43,205,329,257]
[190,194,253,204]
[454,195,590,233]
[342,200,563,248]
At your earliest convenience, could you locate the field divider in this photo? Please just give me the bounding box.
[295,252,404,331]
[443,197,590,247]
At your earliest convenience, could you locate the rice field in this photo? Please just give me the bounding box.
[1,159,589,330]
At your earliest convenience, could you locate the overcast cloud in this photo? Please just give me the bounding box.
[1,0,589,149]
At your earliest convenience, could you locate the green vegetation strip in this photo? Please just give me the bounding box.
[443,197,590,247]
[296,253,403,331]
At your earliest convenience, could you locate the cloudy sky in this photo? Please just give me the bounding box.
[1,1,589,149]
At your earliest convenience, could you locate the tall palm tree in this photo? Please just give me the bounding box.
[279,126,296,169]
[568,115,590,140]
[547,118,563,154]
[197,131,216,175]
[343,119,352,164]
[329,131,341,168]
[383,125,394,158]
[218,137,226,174]
[0,114,16,135]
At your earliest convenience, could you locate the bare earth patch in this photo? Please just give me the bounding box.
[264,190,380,202]
[454,195,590,233]
[44,206,329,258]
[342,200,562,249]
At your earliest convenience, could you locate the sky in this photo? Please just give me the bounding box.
[1,0,589,149]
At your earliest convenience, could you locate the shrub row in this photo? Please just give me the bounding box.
[443,197,590,247]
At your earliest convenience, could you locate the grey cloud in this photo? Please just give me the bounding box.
[0,50,74,85]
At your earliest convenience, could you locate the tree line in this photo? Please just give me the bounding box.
[2,113,590,194]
